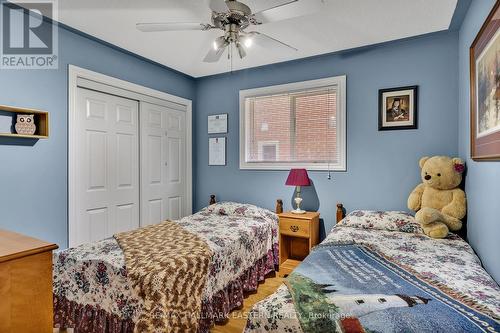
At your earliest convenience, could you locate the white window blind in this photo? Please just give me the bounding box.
[239,76,346,171]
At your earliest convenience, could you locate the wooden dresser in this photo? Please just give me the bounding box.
[0,229,58,333]
[278,211,320,277]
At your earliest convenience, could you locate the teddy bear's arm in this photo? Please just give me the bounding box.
[407,183,425,212]
[442,189,466,219]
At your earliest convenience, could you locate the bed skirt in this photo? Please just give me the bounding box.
[54,243,279,333]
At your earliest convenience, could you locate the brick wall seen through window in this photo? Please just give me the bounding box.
[246,88,338,164]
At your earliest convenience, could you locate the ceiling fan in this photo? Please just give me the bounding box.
[136,0,301,63]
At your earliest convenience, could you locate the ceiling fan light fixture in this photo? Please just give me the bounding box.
[213,36,227,50]
[244,37,253,48]
[236,42,246,59]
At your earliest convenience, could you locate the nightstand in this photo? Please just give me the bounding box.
[278,211,319,277]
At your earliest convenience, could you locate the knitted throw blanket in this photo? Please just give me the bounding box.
[114,221,213,333]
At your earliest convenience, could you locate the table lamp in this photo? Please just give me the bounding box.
[285,168,311,214]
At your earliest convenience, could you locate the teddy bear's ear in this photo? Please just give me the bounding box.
[419,156,430,168]
[452,157,465,174]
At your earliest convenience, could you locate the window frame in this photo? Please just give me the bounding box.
[239,75,347,171]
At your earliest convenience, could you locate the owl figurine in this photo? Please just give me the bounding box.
[15,114,36,135]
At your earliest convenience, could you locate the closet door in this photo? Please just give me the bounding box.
[140,102,187,226]
[75,88,140,245]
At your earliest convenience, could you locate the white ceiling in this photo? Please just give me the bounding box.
[57,0,458,77]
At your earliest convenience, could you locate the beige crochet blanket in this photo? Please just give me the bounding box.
[114,220,213,333]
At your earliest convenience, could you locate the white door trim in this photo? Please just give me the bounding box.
[68,64,193,247]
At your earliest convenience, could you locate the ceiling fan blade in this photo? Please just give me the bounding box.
[251,0,298,24]
[253,0,298,14]
[247,31,298,52]
[208,0,229,12]
[203,44,227,63]
[136,22,209,32]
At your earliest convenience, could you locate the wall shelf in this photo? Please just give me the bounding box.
[0,105,49,139]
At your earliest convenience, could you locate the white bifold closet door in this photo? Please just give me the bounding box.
[140,102,186,226]
[75,88,140,244]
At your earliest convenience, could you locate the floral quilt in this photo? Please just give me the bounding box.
[245,211,500,333]
[337,210,424,234]
[53,202,279,332]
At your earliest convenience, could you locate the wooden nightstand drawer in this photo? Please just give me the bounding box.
[279,217,310,237]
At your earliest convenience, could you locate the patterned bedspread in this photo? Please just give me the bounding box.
[245,210,500,333]
[53,202,279,332]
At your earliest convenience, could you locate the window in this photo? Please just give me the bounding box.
[239,76,346,170]
[258,141,279,161]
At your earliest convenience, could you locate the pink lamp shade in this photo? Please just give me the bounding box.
[285,169,311,186]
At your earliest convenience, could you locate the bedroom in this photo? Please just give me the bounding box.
[0,0,498,332]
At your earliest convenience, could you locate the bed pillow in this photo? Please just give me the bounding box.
[338,210,423,234]
[204,201,275,220]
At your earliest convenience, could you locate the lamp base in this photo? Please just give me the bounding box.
[293,191,305,214]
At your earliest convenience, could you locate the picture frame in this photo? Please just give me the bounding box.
[208,137,226,166]
[207,113,228,134]
[469,1,500,160]
[378,86,418,131]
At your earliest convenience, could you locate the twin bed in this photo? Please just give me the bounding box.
[53,199,280,332]
[244,210,500,333]
[53,200,500,333]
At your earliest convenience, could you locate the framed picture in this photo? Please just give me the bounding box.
[378,86,418,131]
[470,1,500,160]
[208,113,228,134]
[208,137,226,166]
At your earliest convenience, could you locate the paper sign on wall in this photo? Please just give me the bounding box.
[208,114,228,134]
[209,137,226,166]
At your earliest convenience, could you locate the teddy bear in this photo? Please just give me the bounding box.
[407,156,466,239]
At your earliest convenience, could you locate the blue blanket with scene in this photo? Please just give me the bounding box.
[284,243,500,333]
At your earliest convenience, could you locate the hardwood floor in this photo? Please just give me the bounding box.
[53,273,284,333]
[211,273,284,333]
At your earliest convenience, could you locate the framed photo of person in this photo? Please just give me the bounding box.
[378,85,418,131]
[470,1,500,160]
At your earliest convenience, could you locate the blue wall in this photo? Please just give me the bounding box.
[195,32,459,239]
[0,23,195,248]
[458,0,500,283]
